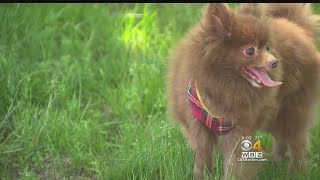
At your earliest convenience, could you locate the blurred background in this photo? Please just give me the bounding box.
[0,3,319,179]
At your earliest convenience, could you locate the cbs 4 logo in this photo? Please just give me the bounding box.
[241,139,262,152]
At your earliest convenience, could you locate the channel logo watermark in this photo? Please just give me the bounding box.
[237,136,267,162]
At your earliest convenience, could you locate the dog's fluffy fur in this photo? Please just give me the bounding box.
[167,3,320,179]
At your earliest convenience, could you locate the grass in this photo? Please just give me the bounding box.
[0,3,319,179]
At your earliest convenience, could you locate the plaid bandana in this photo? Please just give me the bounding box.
[188,80,235,136]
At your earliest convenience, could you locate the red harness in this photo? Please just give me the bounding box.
[188,80,235,136]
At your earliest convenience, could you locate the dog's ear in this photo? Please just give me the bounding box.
[203,3,233,37]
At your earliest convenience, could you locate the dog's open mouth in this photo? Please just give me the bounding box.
[242,66,282,88]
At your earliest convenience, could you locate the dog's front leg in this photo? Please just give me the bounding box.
[186,121,217,180]
[221,126,244,180]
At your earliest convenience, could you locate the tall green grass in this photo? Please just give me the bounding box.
[0,3,319,179]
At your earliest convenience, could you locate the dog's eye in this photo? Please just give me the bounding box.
[266,43,271,51]
[245,47,255,56]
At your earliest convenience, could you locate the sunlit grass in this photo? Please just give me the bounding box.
[0,3,319,179]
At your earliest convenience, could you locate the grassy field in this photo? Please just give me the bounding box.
[0,3,320,179]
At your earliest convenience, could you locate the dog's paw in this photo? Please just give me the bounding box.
[288,159,308,175]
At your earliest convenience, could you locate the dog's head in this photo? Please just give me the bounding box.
[199,3,282,88]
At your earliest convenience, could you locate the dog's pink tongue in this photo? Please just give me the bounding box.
[247,67,282,87]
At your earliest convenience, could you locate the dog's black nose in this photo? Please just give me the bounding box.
[270,59,279,69]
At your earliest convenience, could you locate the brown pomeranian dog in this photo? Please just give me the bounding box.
[167,3,320,180]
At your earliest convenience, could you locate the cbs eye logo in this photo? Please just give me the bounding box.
[241,139,262,151]
[241,140,252,151]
